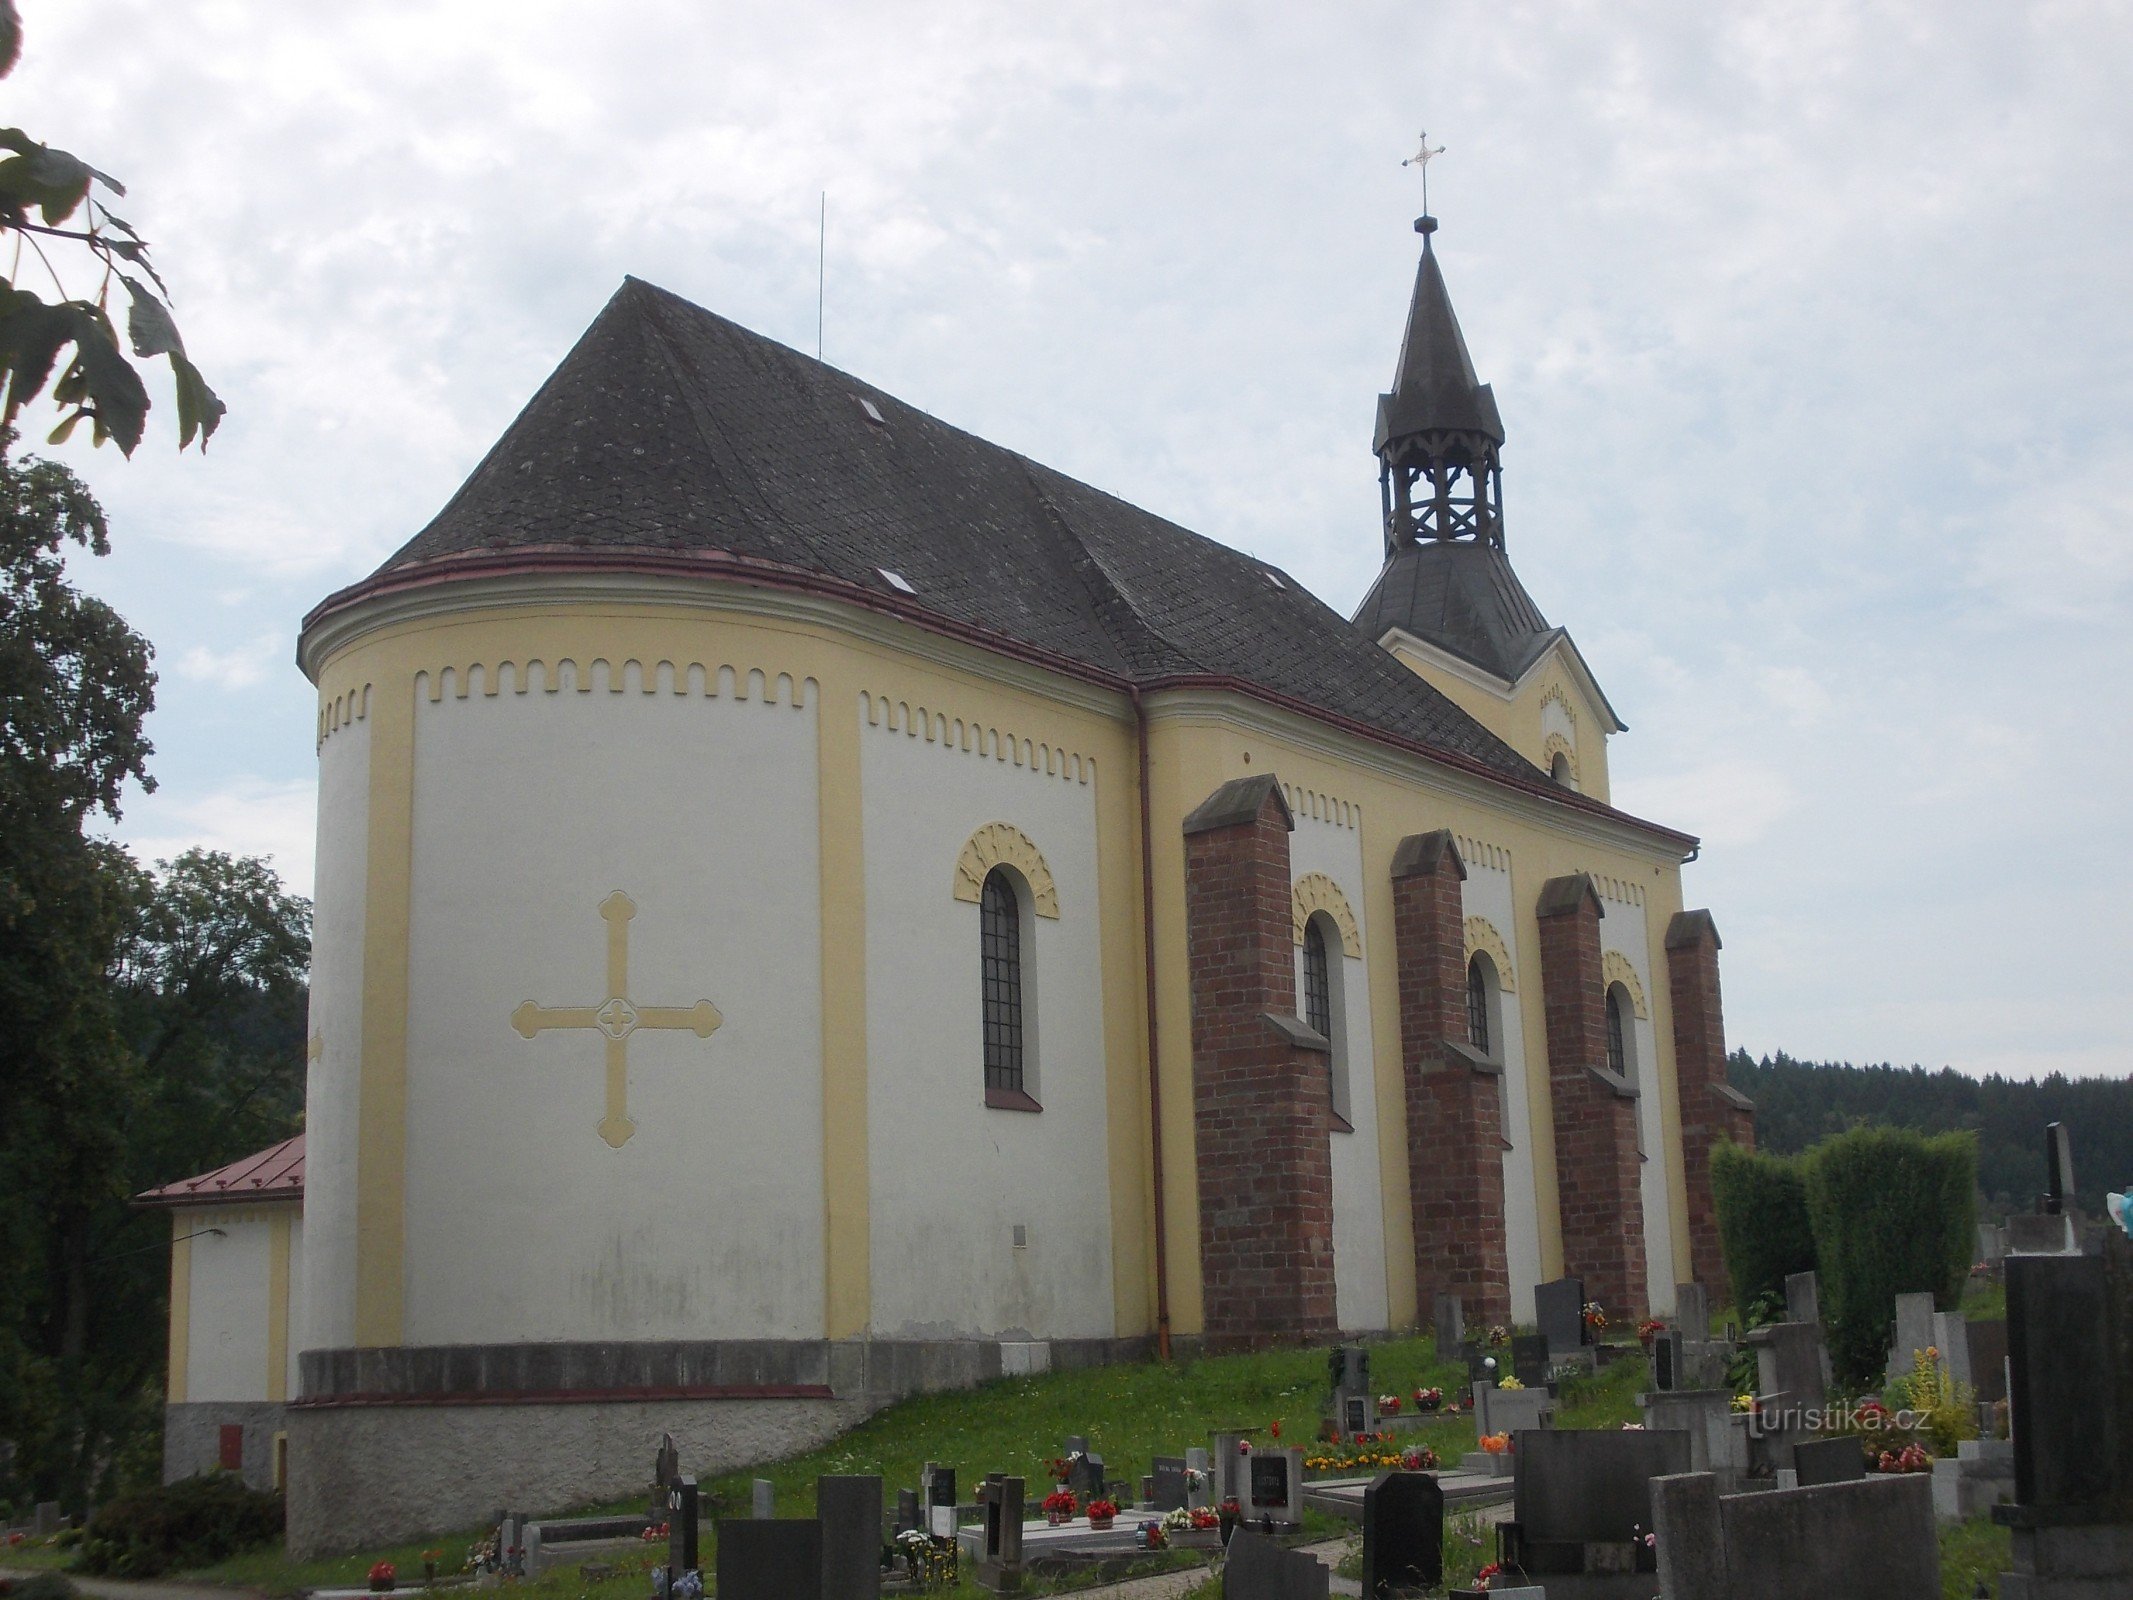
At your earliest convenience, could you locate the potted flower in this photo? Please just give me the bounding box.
[1413,1385,1442,1412]
[1041,1489,1078,1527]
[1216,1495,1242,1544]
[368,1562,397,1594]
[1138,1520,1166,1551]
[1582,1300,1609,1336]
[1497,1374,1525,1391]
[1637,1317,1666,1348]
[1399,1445,1439,1471]
[421,1549,443,1586]
[1085,1497,1119,1532]
[1378,1392,1402,1415]
[1188,1507,1219,1531]
[1479,1432,1513,1455]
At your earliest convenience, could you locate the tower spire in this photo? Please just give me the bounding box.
[1372,215,1505,557]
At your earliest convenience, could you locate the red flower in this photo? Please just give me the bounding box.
[1269,1420,1282,1439]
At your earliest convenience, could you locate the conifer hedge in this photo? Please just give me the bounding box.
[1801,1126,1977,1387]
[1710,1141,1817,1320]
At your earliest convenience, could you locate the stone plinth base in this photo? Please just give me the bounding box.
[1999,1522,2133,1599]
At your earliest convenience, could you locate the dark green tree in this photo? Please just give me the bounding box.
[0,443,306,1515]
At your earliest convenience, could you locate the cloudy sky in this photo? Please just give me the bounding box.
[12,1,2130,1080]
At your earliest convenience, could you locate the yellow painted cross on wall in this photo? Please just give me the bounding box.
[511,891,722,1148]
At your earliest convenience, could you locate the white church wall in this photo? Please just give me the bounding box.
[861,698,1113,1340]
[401,663,825,1343]
[185,1209,275,1402]
[1456,835,1543,1325]
[1284,792,1389,1334]
[300,693,371,1355]
[1597,881,1678,1317]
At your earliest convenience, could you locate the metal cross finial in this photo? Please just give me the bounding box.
[1402,130,1447,213]
[511,891,723,1147]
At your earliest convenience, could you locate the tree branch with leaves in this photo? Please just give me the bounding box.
[0,1,223,456]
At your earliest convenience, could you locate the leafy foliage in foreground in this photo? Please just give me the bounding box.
[80,1474,284,1577]
[0,2,222,455]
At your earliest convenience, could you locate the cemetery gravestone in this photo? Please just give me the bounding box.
[1510,1332,1551,1388]
[1929,1312,1973,1391]
[1890,1292,1936,1374]
[1360,1471,1444,1596]
[1248,1448,1306,1528]
[1653,1471,1940,1600]
[2043,1121,2075,1214]
[1653,1329,1684,1390]
[1462,1343,1496,1383]
[1784,1271,1820,1327]
[1792,1437,1866,1487]
[1434,1293,1465,1357]
[1535,1277,1588,1358]
[750,1478,773,1519]
[653,1434,679,1496]
[1506,1428,1691,1582]
[978,1476,1024,1593]
[895,1489,921,1536]
[818,1475,883,1600]
[1968,1319,2008,1404]
[1222,1526,1330,1600]
[1152,1456,1189,1512]
[1211,1432,1252,1504]
[1674,1282,1711,1341]
[715,1519,823,1600]
[665,1477,699,1579]
[2006,1211,2078,1254]
[922,1463,958,1537]
[1186,1447,1212,1511]
[1330,1345,1377,1436]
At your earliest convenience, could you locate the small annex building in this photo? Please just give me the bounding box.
[154,215,1756,1552]
[137,1135,305,1493]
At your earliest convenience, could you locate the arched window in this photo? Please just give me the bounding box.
[981,868,1027,1100]
[1467,954,1492,1056]
[1605,983,1629,1080]
[1302,919,1332,1041]
[1301,910,1353,1132]
[1550,749,1575,786]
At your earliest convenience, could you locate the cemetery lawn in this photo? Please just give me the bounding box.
[1937,1515,2011,1599]
[166,1336,1657,1597]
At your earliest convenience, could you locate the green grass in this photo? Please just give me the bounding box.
[0,1540,82,1572]
[1939,1515,2010,1599]
[133,1338,1664,1597]
[1961,1277,2007,1321]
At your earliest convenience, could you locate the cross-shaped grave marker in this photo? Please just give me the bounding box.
[511,891,722,1147]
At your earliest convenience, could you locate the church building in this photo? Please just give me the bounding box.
[157,215,1756,1552]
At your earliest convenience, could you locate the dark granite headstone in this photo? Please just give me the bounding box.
[1151,1456,1188,1512]
[1070,1451,1105,1501]
[1510,1428,1691,1572]
[978,1475,1024,1590]
[665,1476,699,1577]
[2005,1250,2120,1512]
[1793,1437,1866,1487]
[715,1519,822,1600]
[1360,1471,1443,1595]
[894,1489,920,1536]
[653,1433,679,1492]
[1510,1333,1550,1388]
[1653,1329,1684,1390]
[1249,1452,1292,1512]
[1222,1526,1329,1599]
[922,1463,958,1536]
[818,1474,882,1600]
[1461,1341,1494,1383]
[1969,1318,2009,1404]
[1535,1277,1587,1357]
[2043,1121,2075,1214]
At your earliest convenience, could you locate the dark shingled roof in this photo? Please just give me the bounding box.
[364,277,1554,782]
[1351,539,1559,683]
[1373,235,1504,454]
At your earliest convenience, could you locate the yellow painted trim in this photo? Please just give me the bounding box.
[817,670,870,1339]
[168,1215,192,1403]
[1602,951,1648,1019]
[1463,915,1518,993]
[1291,873,1362,958]
[1360,802,1420,1328]
[354,655,415,1346]
[266,1209,292,1403]
[951,821,1062,918]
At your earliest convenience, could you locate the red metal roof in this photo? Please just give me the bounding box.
[136,1134,304,1207]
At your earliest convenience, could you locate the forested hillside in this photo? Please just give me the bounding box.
[1727,1049,2133,1220]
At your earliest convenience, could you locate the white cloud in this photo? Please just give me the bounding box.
[103,778,319,899]
[175,632,284,689]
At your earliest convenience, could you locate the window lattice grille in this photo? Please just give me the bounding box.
[981,870,1024,1093]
